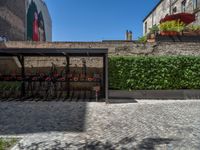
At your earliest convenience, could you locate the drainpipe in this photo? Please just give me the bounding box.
[169,0,172,15]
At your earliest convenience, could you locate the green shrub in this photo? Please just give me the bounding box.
[0,138,18,150]
[149,25,159,34]
[109,56,200,90]
[138,36,147,43]
[0,82,21,98]
[0,82,21,91]
[185,25,200,31]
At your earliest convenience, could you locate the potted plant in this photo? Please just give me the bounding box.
[149,25,159,38]
[147,25,159,42]
[183,25,200,36]
[174,20,186,35]
[159,20,185,36]
[159,21,169,35]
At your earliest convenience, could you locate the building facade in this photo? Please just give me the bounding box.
[143,0,200,35]
[0,0,52,41]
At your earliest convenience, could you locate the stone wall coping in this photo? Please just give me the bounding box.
[1,41,200,56]
[109,90,200,100]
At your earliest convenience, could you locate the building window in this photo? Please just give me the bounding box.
[145,22,147,34]
[193,0,200,9]
[172,7,177,13]
[152,11,156,25]
[181,0,186,12]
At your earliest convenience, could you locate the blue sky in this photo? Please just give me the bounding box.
[45,0,160,41]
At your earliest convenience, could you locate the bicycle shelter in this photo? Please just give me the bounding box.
[0,47,108,101]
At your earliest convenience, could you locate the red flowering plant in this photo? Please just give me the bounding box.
[73,77,79,82]
[87,77,93,82]
[32,76,38,81]
[159,13,196,36]
[3,72,12,81]
[160,13,195,25]
[68,73,73,81]
[58,77,65,82]
[39,72,45,78]
[45,77,52,81]
[16,76,22,81]
[53,73,59,78]
[57,69,65,81]
[37,70,46,81]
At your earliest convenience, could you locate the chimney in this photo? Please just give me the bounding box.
[126,30,129,40]
[126,30,133,41]
[129,31,133,41]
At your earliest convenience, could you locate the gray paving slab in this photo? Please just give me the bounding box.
[0,100,200,150]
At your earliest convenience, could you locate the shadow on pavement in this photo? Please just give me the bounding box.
[16,136,179,149]
[0,102,87,135]
[108,97,138,104]
[137,137,177,150]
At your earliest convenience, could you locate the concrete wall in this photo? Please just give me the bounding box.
[0,0,26,40]
[0,0,52,41]
[143,0,200,35]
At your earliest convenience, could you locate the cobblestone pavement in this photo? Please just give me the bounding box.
[0,100,200,150]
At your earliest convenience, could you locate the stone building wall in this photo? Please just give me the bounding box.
[171,0,200,25]
[143,0,170,35]
[143,0,200,35]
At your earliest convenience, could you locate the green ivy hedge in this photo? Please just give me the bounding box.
[109,56,200,90]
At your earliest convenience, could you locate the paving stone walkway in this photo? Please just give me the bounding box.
[0,100,200,150]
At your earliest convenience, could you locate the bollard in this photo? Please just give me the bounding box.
[93,86,100,102]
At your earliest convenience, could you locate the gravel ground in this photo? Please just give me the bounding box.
[0,100,200,150]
